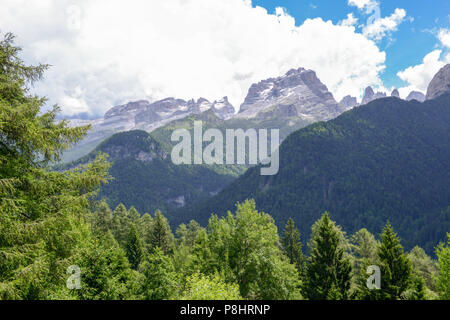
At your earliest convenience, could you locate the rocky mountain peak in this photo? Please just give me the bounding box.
[426,64,450,100]
[211,97,235,119]
[361,86,387,105]
[391,89,400,98]
[406,91,425,102]
[237,67,341,121]
[339,95,359,110]
[104,100,150,119]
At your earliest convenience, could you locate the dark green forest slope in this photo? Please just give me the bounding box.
[59,130,235,214]
[178,95,450,254]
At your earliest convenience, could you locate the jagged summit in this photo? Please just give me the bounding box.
[236,67,342,121]
[339,95,359,110]
[361,86,387,105]
[406,91,425,102]
[426,64,450,100]
[391,89,400,98]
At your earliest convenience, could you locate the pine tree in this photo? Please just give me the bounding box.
[76,231,134,300]
[125,225,144,270]
[281,218,305,275]
[0,32,111,299]
[149,210,174,254]
[303,212,352,300]
[139,213,153,253]
[139,247,178,300]
[92,201,113,234]
[112,203,129,247]
[360,222,412,300]
[128,206,141,225]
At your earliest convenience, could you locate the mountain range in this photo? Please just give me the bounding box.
[62,63,450,254]
[63,67,424,163]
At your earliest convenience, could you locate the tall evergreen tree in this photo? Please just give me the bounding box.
[303,212,352,300]
[139,213,153,253]
[139,247,178,300]
[281,218,305,275]
[128,206,141,225]
[360,222,412,300]
[149,210,174,254]
[125,225,144,270]
[92,201,113,235]
[112,203,129,247]
[0,32,110,299]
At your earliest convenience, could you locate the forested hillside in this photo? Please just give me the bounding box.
[178,95,450,254]
[57,130,236,214]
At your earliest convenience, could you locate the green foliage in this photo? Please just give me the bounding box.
[0,32,111,300]
[408,246,438,292]
[74,232,134,300]
[125,225,144,270]
[139,247,178,300]
[435,234,450,299]
[180,273,242,300]
[359,222,412,300]
[302,212,352,300]
[281,218,306,275]
[203,200,302,300]
[149,210,175,255]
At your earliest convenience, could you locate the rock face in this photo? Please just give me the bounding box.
[361,86,375,105]
[236,67,343,121]
[391,89,400,98]
[406,91,425,102]
[426,64,450,100]
[211,97,235,120]
[361,86,387,105]
[339,95,359,110]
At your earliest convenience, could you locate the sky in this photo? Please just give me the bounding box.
[0,0,449,118]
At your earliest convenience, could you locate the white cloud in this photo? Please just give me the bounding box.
[0,0,387,116]
[339,13,359,27]
[397,50,450,98]
[438,28,450,48]
[363,8,407,41]
[348,0,378,11]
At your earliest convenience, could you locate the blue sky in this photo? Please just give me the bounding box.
[1,0,449,116]
[254,0,450,89]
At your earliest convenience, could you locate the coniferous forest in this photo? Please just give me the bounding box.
[0,32,449,302]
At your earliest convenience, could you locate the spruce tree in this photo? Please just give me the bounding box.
[281,218,305,275]
[303,212,352,300]
[112,203,129,247]
[0,32,111,299]
[149,210,174,254]
[125,225,144,270]
[93,201,113,234]
[128,206,141,225]
[360,222,412,300]
[140,247,177,300]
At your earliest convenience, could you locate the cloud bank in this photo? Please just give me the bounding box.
[397,50,450,98]
[1,0,390,116]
